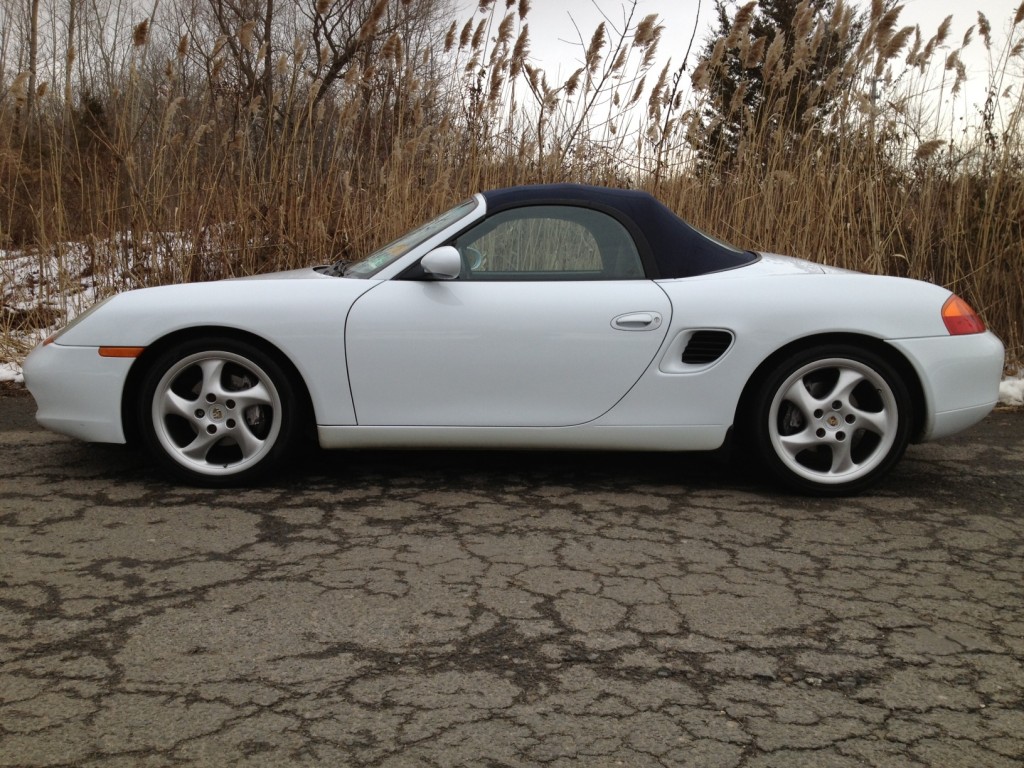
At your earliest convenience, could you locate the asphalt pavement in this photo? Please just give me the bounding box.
[1,390,1022,767]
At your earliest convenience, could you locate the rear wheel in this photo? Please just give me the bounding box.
[752,345,912,495]
[138,338,300,486]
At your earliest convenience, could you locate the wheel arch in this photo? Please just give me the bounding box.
[733,332,927,443]
[120,326,317,446]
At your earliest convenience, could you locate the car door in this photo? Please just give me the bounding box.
[345,204,671,427]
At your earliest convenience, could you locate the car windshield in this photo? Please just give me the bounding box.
[338,198,479,278]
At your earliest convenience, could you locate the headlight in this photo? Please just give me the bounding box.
[42,296,114,346]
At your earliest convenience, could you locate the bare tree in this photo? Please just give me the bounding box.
[24,0,41,132]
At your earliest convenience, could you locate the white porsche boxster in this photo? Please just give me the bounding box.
[24,184,1004,494]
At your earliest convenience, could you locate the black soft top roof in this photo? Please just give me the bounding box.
[482,184,756,279]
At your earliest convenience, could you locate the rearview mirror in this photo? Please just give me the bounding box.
[420,246,461,280]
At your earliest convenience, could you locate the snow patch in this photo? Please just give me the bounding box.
[1000,374,1024,407]
[1,362,24,384]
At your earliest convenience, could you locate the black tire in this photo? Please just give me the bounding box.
[750,344,913,496]
[137,337,301,486]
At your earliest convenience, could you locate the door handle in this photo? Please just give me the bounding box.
[611,312,663,331]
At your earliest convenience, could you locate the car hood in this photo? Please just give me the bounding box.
[53,268,377,348]
[231,267,334,281]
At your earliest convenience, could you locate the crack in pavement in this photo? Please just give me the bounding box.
[1,396,1022,767]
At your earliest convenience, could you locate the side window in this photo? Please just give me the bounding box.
[453,206,644,280]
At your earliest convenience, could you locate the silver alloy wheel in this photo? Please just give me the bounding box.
[150,350,283,477]
[767,357,899,486]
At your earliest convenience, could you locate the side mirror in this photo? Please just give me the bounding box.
[420,246,461,280]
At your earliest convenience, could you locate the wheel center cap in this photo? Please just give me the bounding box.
[210,405,225,421]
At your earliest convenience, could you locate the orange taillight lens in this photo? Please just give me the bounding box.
[941,295,986,335]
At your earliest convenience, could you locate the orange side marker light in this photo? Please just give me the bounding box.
[98,347,145,358]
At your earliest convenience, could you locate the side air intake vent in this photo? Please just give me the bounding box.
[681,330,733,365]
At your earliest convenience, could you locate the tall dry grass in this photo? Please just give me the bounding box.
[1,0,1022,363]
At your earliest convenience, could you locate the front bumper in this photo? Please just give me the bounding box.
[888,331,1004,441]
[22,343,133,444]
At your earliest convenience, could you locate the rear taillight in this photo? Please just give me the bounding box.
[941,294,986,335]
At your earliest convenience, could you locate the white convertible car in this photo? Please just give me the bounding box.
[24,184,1004,494]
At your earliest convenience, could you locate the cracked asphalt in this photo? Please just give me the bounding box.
[1,389,1022,767]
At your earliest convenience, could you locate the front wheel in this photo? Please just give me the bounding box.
[138,338,301,486]
[751,345,913,495]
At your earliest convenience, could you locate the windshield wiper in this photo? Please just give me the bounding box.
[320,258,353,277]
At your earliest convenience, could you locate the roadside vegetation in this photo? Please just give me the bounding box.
[2,0,1022,365]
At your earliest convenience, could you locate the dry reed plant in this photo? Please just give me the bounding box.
[1,0,1022,364]
[674,0,1024,360]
